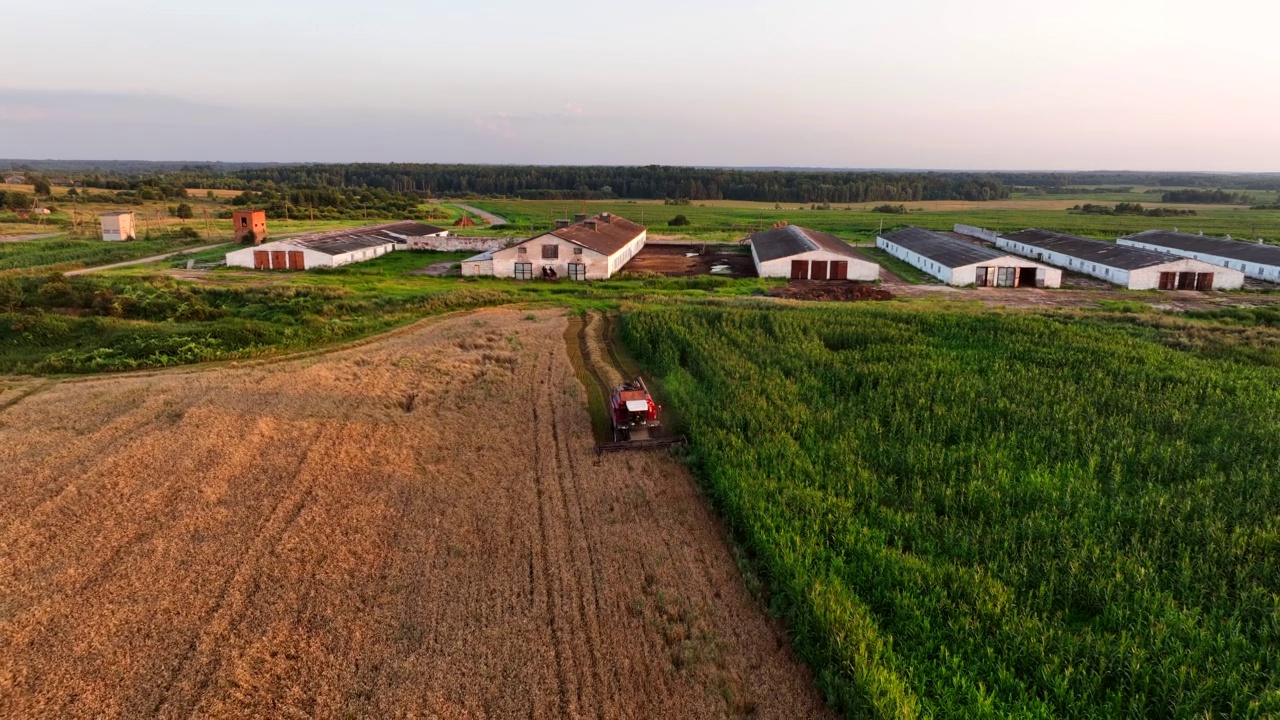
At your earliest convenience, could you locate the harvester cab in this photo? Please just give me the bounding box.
[597,378,686,453]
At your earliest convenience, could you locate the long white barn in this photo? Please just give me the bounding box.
[225,221,446,270]
[487,213,646,280]
[877,227,1061,288]
[997,229,1243,290]
[746,224,880,280]
[1117,230,1280,284]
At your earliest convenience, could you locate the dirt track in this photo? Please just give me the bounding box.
[0,309,829,718]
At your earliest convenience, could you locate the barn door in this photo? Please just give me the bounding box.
[1158,272,1176,290]
[270,251,287,270]
[1196,273,1214,291]
[810,260,829,280]
[253,251,269,270]
[288,251,305,270]
[1177,272,1196,290]
[789,260,808,280]
[831,261,848,280]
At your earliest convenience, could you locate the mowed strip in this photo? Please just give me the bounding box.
[0,308,828,718]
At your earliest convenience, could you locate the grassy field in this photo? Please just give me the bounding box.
[621,304,1280,718]
[472,199,1280,244]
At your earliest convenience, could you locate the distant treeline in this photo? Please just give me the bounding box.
[992,172,1280,191]
[1159,189,1249,204]
[1024,186,1134,195]
[1070,203,1196,217]
[225,164,1013,204]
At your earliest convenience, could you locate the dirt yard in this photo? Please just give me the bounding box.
[622,242,758,278]
[0,309,829,718]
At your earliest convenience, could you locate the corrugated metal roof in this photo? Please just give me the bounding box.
[523,213,645,256]
[1121,230,1280,266]
[1002,229,1178,271]
[748,225,862,262]
[880,227,1006,268]
[284,221,447,256]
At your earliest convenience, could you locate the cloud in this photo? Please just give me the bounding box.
[473,112,516,139]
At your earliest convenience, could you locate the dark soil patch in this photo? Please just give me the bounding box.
[769,281,895,302]
[622,243,758,278]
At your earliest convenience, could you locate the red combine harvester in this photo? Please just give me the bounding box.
[597,378,686,453]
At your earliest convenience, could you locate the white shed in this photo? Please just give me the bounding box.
[877,227,1061,288]
[461,251,494,277]
[997,228,1244,290]
[1117,229,1280,284]
[488,213,646,280]
[746,224,880,280]
[99,211,136,242]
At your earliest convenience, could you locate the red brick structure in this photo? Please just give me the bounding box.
[233,209,268,244]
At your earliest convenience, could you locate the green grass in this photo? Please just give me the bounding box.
[855,246,939,284]
[0,236,212,273]
[621,304,1280,719]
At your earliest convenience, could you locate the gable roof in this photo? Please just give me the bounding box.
[1002,229,1181,271]
[541,213,646,256]
[264,221,446,256]
[881,227,1008,268]
[1121,229,1280,266]
[748,224,862,262]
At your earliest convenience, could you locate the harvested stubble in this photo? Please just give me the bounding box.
[0,308,828,718]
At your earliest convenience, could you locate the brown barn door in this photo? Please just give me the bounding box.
[253,251,269,270]
[810,260,829,280]
[831,261,848,280]
[790,260,808,279]
[288,251,305,270]
[1196,273,1214,291]
[1158,272,1176,290]
[1177,272,1196,290]
[270,251,287,270]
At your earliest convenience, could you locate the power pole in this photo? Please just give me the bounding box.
[203,209,211,237]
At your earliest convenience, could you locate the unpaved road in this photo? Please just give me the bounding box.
[452,203,508,226]
[63,243,225,276]
[0,232,61,243]
[0,309,829,718]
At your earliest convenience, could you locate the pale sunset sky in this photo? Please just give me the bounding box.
[2,0,1277,170]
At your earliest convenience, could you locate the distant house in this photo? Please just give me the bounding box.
[997,228,1243,290]
[4,175,25,184]
[1118,229,1280,284]
[225,221,444,270]
[746,224,880,280]
[100,211,137,242]
[486,213,646,280]
[31,208,51,215]
[877,227,1061,287]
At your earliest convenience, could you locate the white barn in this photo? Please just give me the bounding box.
[99,211,136,242]
[487,213,646,280]
[877,227,1062,288]
[997,229,1243,290]
[746,224,880,280]
[1117,230,1280,284]
[225,221,443,270]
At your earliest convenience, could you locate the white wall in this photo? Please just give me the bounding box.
[995,237,1132,286]
[100,214,135,242]
[404,235,506,252]
[225,241,395,270]
[1117,239,1280,284]
[491,234,610,279]
[753,246,880,280]
[996,237,1243,289]
[953,224,1001,243]
[876,236,954,283]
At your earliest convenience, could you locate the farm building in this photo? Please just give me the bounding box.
[99,211,136,242]
[877,227,1061,287]
[1117,230,1280,284]
[4,175,25,184]
[225,221,443,270]
[746,224,880,280]
[232,209,269,244]
[461,251,494,277]
[31,208,51,215]
[997,229,1244,290]
[487,213,646,280]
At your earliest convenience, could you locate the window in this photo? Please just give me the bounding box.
[542,245,559,259]
[240,217,248,227]
[573,247,583,255]
[518,246,527,254]
[568,262,587,281]
[514,262,533,280]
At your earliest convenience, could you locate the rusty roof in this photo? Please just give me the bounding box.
[748,224,862,262]
[543,213,646,256]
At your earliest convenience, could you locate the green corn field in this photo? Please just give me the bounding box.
[622,304,1279,719]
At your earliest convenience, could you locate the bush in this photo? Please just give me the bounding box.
[668,214,691,227]
[871,204,908,214]
[174,202,194,219]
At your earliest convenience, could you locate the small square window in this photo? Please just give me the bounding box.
[573,247,583,255]
[518,246,527,254]
[542,245,559,259]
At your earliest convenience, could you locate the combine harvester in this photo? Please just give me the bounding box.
[596,378,687,453]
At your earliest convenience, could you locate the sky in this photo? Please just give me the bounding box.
[2,0,1278,171]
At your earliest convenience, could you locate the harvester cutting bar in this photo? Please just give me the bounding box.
[595,435,688,454]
